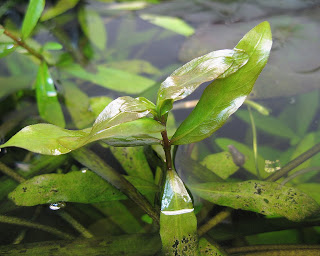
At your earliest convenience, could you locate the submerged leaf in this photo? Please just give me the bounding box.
[160,170,199,255]
[35,62,65,127]
[21,0,45,39]
[190,180,320,221]
[157,49,249,116]
[41,0,79,21]
[199,238,228,256]
[9,171,158,206]
[0,43,16,59]
[171,21,272,145]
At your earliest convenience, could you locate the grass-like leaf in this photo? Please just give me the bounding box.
[21,0,45,39]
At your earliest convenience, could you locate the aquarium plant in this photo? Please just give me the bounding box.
[1,1,320,255]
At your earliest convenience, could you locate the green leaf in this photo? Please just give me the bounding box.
[78,7,107,50]
[190,180,320,222]
[9,171,158,206]
[62,64,155,94]
[201,151,239,180]
[35,62,65,127]
[140,14,194,36]
[0,75,34,100]
[215,138,269,179]
[160,170,199,255]
[63,82,95,129]
[236,109,299,141]
[296,183,320,205]
[199,238,228,256]
[21,0,45,39]
[41,0,79,21]
[171,21,272,145]
[89,96,113,117]
[0,43,16,58]
[42,42,63,51]
[106,59,160,75]
[157,49,249,116]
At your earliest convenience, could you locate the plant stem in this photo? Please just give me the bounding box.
[161,130,172,171]
[248,106,260,179]
[265,142,320,182]
[1,27,45,63]
[0,215,75,240]
[198,209,231,236]
[0,162,26,183]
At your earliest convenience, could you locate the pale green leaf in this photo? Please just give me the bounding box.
[41,0,79,21]
[140,14,194,36]
[171,21,272,145]
[106,59,160,75]
[296,183,320,205]
[157,49,249,116]
[0,43,16,58]
[42,41,63,51]
[190,180,320,222]
[160,170,199,255]
[21,0,45,39]
[35,62,65,127]
[89,96,113,117]
[62,64,155,94]
[78,7,107,50]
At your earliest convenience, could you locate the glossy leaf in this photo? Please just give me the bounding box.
[157,49,249,116]
[9,171,158,206]
[89,96,113,117]
[78,7,107,50]
[41,0,79,21]
[62,64,155,94]
[21,0,45,39]
[199,238,228,256]
[201,151,239,180]
[190,180,320,221]
[140,14,195,36]
[35,62,65,127]
[160,170,199,255]
[0,43,16,58]
[63,82,95,129]
[171,21,272,145]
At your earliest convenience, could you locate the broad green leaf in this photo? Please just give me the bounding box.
[41,0,79,21]
[296,183,320,205]
[89,96,113,117]
[199,238,228,256]
[246,229,300,245]
[236,109,299,141]
[190,180,320,221]
[62,64,155,94]
[0,118,164,155]
[157,49,249,116]
[215,138,269,179]
[78,7,107,50]
[106,59,160,75]
[140,14,194,36]
[63,82,95,129]
[201,151,239,180]
[21,0,45,39]
[42,42,63,51]
[171,21,272,145]
[160,170,199,255]
[35,62,65,127]
[9,171,158,206]
[0,43,16,58]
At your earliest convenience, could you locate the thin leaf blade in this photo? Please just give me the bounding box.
[21,0,45,39]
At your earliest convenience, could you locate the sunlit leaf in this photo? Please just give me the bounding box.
[140,14,194,36]
[0,43,16,58]
[171,21,272,145]
[41,0,79,21]
[35,62,65,127]
[160,170,199,255]
[201,152,239,180]
[157,49,249,116]
[215,138,269,179]
[190,180,320,221]
[21,0,45,39]
[78,7,107,50]
[9,170,158,206]
[62,64,156,94]
[236,109,299,141]
[199,238,228,256]
[64,82,95,128]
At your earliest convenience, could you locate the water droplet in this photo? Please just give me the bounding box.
[81,168,88,173]
[49,202,66,211]
[47,91,57,97]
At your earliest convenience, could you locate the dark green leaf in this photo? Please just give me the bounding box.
[199,238,227,256]
[160,170,199,255]
[41,0,79,21]
[62,64,156,94]
[157,49,249,116]
[190,180,320,221]
[171,21,272,145]
[21,0,45,39]
[35,62,65,127]
[78,7,107,50]
[9,171,158,206]
[201,151,239,180]
[0,43,16,58]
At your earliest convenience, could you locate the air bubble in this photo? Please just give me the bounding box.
[49,202,66,211]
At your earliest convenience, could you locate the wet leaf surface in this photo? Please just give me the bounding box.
[190,180,320,221]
